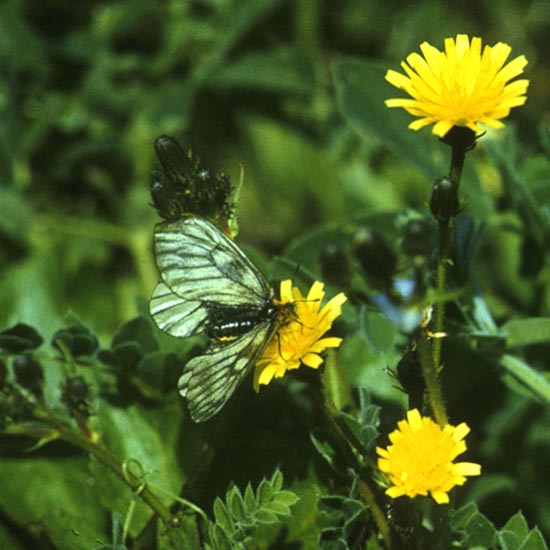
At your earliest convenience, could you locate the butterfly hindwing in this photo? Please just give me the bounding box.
[178,320,275,422]
[149,281,209,337]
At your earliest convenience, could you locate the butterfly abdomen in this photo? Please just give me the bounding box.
[206,302,276,340]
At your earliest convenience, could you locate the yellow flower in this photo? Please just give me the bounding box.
[385,34,529,137]
[376,409,481,504]
[253,280,347,390]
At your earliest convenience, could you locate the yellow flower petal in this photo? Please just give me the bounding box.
[253,280,347,391]
[376,409,481,504]
[386,34,529,137]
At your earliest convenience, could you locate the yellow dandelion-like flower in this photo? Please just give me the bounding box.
[376,409,481,504]
[253,280,347,390]
[385,34,529,137]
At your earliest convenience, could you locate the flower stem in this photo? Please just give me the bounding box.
[426,129,472,425]
[417,335,448,426]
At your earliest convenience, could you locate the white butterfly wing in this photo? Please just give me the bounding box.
[178,320,274,422]
[149,281,209,337]
[153,215,271,305]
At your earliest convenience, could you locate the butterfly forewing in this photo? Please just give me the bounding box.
[154,216,271,305]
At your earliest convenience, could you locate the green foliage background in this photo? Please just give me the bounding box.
[1,1,550,549]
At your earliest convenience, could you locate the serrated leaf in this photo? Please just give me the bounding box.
[450,502,479,531]
[461,511,497,547]
[272,490,299,507]
[254,509,278,524]
[228,487,246,522]
[496,530,521,550]
[213,497,233,533]
[209,523,232,550]
[265,501,291,517]
[243,484,255,514]
[310,431,337,469]
[503,512,530,541]
[519,528,548,550]
[270,469,283,492]
[256,478,273,506]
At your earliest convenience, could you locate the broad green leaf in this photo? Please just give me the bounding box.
[502,318,550,348]
[0,453,108,549]
[208,49,315,95]
[499,354,550,406]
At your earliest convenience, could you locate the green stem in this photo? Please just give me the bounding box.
[418,335,448,426]
[427,134,470,425]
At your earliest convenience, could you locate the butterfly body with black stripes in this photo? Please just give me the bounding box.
[150,215,288,422]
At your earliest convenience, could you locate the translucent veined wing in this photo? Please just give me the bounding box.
[150,215,273,338]
[153,215,271,305]
[149,281,209,338]
[178,318,276,422]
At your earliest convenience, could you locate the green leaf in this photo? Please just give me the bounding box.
[461,511,497,547]
[228,487,246,522]
[272,490,299,508]
[213,497,233,534]
[310,431,338,469]
[0,453,108,550]
[496,530,521,550]
[256,478,273,507]
[254,509,278,525]
[503,512,530,541]
[243,484,256,514]
[270,469,283,492]
[265,501,291,517]
[502,317,550,348]
[519,528,548,550]
[499,354,550,405]
[208,48,315,95]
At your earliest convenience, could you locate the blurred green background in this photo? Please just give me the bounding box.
[1,0,550,548]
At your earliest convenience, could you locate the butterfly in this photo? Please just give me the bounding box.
[150,214,291,422]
